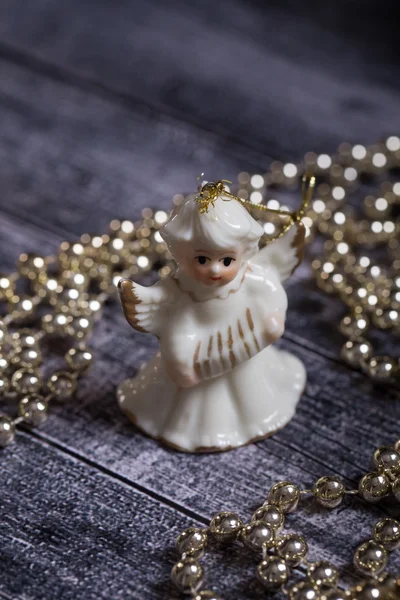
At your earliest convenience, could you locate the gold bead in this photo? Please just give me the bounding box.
[0,354,12,372]
[11,368,42,394]
[358,472,390,503]
[268,481,300,513]
[109,219,136,238]
[238,171,250,185]
[276,534,308,566]
[18,394,48,426]
[209,511,243,541]
[0,274,15,300]
[53,288,82,310]
[171,557,203,594]
[354,581,387,600]
[0,373,10,395]
[313,476,345,508]
[65,347,93,372]
[11,329,39,348]
[392,477,400,502]
[340,339,372,368]
[287,580,321,600]
[158,264,173,279]
[315,271,337,294]
[386,136,400,153]
[252,504,284,532]
[373,518,400,550]
[257,556,289,590]
[339,313,369,339]
[11,346,42,369]
[61,270,89,292]
[331,272,347,291]
[33,275,63,300]
[372,308,400,329]
[0,413,15,447]
[354,540,387,577]
[176,527,207,559]
[17,253,46,279]
[8,296,36,323]
[47,371,77,402]
[0,320,8,346]
[42,313,73,336]
[240,520,275,552]
[136,254,153,273]
[307,560,339,588]
[67,316,93,340]
[86,297,103,318]
[372,446,400,476]
[364,194,391,219]
[366,356,398,381]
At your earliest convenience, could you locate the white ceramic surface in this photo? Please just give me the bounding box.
[117,189,306,452]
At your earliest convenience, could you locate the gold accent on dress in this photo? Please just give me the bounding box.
[246,307,261,352]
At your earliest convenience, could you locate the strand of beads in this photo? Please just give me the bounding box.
[0,211,172,447]
[349,511,400,599]
[170,441,400,599]
[235,136,400,383]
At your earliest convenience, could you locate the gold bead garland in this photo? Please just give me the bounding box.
[171,440,400,599]
[235,137,400,383]
[0,211,172,447]
[0,138,399,599]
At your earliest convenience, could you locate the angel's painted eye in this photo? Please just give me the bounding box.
[196,256,208,265]
[222,257,235,267]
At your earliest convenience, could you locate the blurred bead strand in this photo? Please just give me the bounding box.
[0,210,172,447]
[0,140,399,596]
[237,136,400,384]
[171,440,400,599]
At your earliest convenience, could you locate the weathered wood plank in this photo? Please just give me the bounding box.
[7,434,385,600]
[0,0,399,158]
[0,5,399,597]
[0,59,261,237]
[1,212,399,581]
[0,60,394,361]
[1,436,399,600]
[0,434,204,600]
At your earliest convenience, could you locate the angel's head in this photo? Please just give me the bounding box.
[161,190,264,287]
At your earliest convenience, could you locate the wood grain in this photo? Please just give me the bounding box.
[0,2,399,597]
[1,211,399,576]
[0,0,399,157]
[0,434,206,600]
[0,59,393,359]
[0,59,259,238]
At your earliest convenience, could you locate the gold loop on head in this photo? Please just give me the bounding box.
[195,174,316,241]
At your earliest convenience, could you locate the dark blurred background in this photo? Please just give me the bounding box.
[1,0,400,232]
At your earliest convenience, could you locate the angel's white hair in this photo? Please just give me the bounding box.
[161,193,264,258]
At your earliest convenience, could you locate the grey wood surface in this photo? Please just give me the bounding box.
[0,2,399,598]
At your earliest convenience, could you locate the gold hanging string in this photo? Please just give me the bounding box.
[195,173,316,242]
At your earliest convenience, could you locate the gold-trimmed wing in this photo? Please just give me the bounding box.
[118,278,170,336]
[251,221,305,282]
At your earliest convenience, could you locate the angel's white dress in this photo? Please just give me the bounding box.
[117,228,306,452]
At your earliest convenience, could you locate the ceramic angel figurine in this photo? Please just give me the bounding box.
[117,179,311,452]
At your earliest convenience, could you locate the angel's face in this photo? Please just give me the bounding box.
[178,244,245,287]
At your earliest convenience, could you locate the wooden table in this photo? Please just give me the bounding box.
[1,2,399,598]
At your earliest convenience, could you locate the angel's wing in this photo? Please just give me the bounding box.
[118,278,171,336]
[251,221,305,282]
